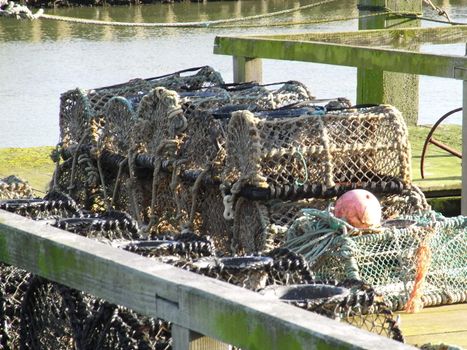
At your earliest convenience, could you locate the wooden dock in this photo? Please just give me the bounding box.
[398,304,467,348]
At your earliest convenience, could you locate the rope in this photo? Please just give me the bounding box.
[395,13,466,26]
[404,228,435,313]
[294,149,309,187]
[214,11,389,29]
[422,0,452,23]
[36,0,338,28]
[285,209,353,264]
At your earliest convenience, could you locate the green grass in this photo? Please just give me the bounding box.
[0,125,462,196]
[409,124,462,190]
[0,146,55,194]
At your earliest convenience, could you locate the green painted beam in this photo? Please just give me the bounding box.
[214,36,467,80]
[357,0,421,125]
[238,25,467,47]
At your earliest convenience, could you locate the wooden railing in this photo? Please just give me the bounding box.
[0,209,416,350]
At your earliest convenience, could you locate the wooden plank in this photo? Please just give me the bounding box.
[0,210,415,350]
[398,304,467,347]
[214,36,467,80]
[405,331,467,348]
[252,25,467,47]
[398,305,467,336]
[462,62,467,214]
[172,325,229,350]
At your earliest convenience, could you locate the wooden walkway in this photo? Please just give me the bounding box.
[398,304,467,348]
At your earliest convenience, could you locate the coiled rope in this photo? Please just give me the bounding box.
[37,0,338,28]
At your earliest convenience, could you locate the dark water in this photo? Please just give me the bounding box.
[0,0,466,147]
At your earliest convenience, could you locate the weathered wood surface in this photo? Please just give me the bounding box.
[0,210,416,350]
[398,304,467,348]
[214,35,467,80]
[233,56,262,83]
[463,76,467,214]
[252,25,467,48]
[357,0,421,125]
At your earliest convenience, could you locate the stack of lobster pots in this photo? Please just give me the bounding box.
[55,66,428,256]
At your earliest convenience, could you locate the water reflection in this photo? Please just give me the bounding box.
[0,0,360,42]
[0,0,466,147]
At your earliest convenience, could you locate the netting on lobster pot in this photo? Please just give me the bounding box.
[222,105,411,201]
[175,80,316,176]
[0,190,79,220]
[0,175,34,200]
[121,81,315,238]
[219,105,414,254]
[0,264,31,349]
[59,66,224,149]
[52,149,106,212]
[228,183,430,255]
[19,277,172,350]
[169,83,319,251]
[260,281,404,342]
[53,210,141,242]
[285,209,467,311]
[54,67,225,217]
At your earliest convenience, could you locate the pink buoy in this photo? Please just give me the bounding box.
[334,189,382,229]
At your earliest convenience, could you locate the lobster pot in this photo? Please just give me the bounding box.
[293,211,467,311]
[128,82,316,236]
[230,184,430,255]
[177,80,316,173]
[223,105,411,201]
[59,66,225,148]
[0,175,34,200]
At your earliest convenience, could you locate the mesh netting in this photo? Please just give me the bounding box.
[59,66,224,149]
[285,209,467,311]
[0,175,34,200]
[222,105,411,200]
[55,72,322,242]
[228,184,429,255]
[19,277,172,350]
[0,264,31,349]
[20,277,85,349]
[261,280,404,342]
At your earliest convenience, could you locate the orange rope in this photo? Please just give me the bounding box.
[404,231,433,313]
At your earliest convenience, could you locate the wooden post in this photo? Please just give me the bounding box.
[233,56,263,83]
[462,44,467,215]
[357,0,422,125]
[172,325,229,350]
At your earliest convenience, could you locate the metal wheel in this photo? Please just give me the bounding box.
[420,107,462,179]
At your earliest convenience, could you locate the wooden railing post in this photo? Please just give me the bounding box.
[172,326,230,350]
[233,56,262,83]
[462,44,467,215]
[357,0,422,125]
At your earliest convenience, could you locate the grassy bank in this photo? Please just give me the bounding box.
[0,146,55,194]
[409,124,461,189]
[0,125,461,196]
